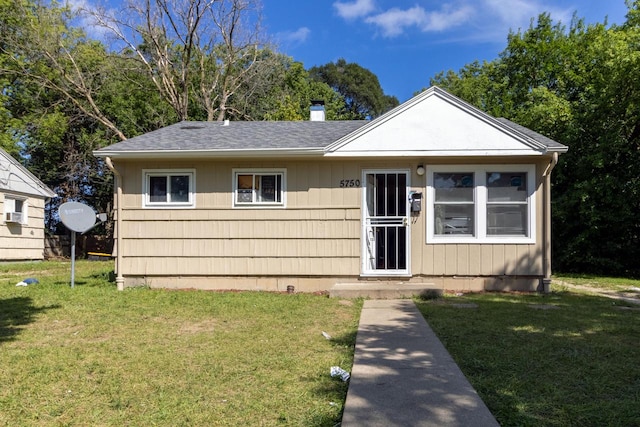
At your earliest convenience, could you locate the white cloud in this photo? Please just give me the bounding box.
[64,0,114,41]
[364,4,473,37]
[333,0,576,41]
[364,7,427,37]
[333,0,376,20]
[471,0,575,42]
[277,27,311,46]
[424,5,474,31]
[484,0,573,27]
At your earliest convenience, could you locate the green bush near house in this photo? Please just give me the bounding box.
[0,261,361,426]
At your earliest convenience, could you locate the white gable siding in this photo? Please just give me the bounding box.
[327,88,545,156]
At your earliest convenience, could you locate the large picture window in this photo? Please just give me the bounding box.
[233,169,285,207]
[143,170,195,208]
[427,165,535,244]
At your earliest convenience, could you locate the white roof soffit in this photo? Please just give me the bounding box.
[93,147,326,159]
[0,149,56,198]
[325,87,553,157]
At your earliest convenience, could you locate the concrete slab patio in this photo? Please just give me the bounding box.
[341,299,499,427]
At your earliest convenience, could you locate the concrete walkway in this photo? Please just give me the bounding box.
[341,300,499,427]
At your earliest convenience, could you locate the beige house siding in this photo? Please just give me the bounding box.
[114,156,550,290]
[117,159,362,281]
[409,157,547,278]
[0,194,48,260]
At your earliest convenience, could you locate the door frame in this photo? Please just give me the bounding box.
[360,169,411,277]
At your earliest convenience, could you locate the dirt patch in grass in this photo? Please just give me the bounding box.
[177,319,217,334]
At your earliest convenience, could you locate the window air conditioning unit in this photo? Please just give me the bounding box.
[5,211,23,223]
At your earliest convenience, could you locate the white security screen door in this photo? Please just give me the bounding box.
[362,170,410,275]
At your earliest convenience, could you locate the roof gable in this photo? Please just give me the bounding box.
[326,86,566,157]
[94,87,566,160]
[0,149,56,199]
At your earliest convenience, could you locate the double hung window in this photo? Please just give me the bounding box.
[233,169,285,207]
[433,173,475,236]
[427,165,535,243]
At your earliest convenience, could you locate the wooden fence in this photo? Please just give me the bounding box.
[45,235,113,259]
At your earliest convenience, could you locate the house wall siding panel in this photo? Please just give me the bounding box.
[0,196,47,260]
[122,256,358,276]
[114,157,548,285]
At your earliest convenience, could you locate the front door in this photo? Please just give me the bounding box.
[362,170,410,276]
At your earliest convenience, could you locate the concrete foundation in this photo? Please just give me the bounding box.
[122,274,544,295]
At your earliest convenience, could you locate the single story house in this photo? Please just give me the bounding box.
[1,148,57,261]
[94,86,567,292]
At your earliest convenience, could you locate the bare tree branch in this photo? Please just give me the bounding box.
[85,0,269,122]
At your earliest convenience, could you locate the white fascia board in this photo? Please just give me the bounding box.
[0,150,57,199]
[93,147,326,159]
[543,145,569,154]
[324,149,546,157]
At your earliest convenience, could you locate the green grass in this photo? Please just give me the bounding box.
[415,286,640,426]
[553,273,640,292]
[5,261,639,426]
[0,261,362,426]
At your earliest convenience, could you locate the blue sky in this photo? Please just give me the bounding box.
[263,0,629,102]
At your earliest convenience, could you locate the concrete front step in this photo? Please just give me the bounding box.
[330,282,443,299]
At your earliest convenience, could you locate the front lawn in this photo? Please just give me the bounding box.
[415,284,640,426]
[4,261,639,426]
[0,261,361,426]
[554,273,640,292]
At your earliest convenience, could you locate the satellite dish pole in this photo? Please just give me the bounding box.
[58,202,107,288]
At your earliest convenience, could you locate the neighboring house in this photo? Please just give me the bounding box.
[0,148,57,261]
[94,87,568,292]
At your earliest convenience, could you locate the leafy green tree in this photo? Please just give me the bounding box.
[0,0,174,232]
[428,5,640,277]
[309,58,398,119]
[243,55,351,121]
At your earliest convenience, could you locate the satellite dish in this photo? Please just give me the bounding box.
[59,202,97,233]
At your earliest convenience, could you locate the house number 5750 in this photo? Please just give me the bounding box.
[339,179,360,188]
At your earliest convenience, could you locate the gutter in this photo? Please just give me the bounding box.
[542,152,559,293]
[94,147,326,159]
[105,157,125,291]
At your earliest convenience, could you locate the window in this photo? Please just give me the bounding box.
[427,165,535,243]
[143,170,195,208]
[486,172,528,236]
[433,173,475,236]
[233,169,285,207]
[3,196,28,224]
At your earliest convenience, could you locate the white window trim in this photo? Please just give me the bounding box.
[142,169,196,209]
[232,168,286,208]
[426,164,536,244]
[3,195,28,225]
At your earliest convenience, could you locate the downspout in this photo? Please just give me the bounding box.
[105,157,125,291]
[542,152,559,293]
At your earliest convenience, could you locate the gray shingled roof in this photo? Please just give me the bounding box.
[496,118,568,152]
[95,120,367,154]
[94,112,567,158]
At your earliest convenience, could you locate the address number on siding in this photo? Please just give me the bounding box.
[339,179,361,188]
